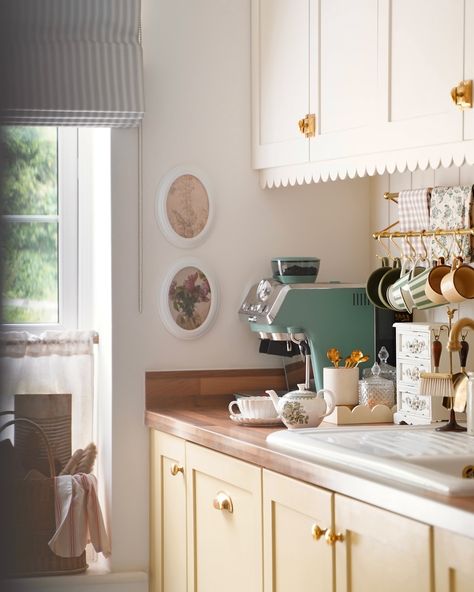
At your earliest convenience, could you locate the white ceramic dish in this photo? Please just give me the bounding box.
[229,415,283,427]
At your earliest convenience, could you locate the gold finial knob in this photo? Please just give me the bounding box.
[213,491,234,513]
[451,80,472,109]
[170,463,184,476]
[325,528,345,546]
[312,524,328,540]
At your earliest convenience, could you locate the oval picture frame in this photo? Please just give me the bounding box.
[155,165,214,248]
[160,259,219,339]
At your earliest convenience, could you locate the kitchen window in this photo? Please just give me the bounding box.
[1,126,78,331]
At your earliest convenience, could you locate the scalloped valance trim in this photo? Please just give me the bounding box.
[259,141,474,188]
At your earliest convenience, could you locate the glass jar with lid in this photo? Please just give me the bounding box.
[358,362,395,408]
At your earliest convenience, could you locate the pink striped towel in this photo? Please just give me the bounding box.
[49,474,111,558]
[398,188,431,258]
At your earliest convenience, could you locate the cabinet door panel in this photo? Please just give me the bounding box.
[150,431,187,592]
[464,0,474,141]
[186,443,262,592]
[252,0,311,168]
[335,495,432,592]
[381,0,463,150]
[311,0,379,160]
[263,470,333,592]
[435,528,474,592]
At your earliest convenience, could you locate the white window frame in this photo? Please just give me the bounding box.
[2,127,79,333]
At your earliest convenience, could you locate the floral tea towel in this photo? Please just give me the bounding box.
[429,185,473,262]
[398,188,431,258]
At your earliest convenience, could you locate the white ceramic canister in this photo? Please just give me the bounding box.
[467,372,474,436]
[323,367,359,405]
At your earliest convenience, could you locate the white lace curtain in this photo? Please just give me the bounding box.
[0,330,97,450]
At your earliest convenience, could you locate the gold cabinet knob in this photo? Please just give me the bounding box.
[170,463,184,476]
[311,524,328,540]
[324,528,345,546]
[450,80,472,109]
[212,491,234,513]
[297,114,316,137]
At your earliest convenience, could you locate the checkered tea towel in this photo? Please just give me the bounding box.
[429,185,473,263]
[398,188,431,258]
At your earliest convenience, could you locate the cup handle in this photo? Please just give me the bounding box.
[318,388,336,418]
[228,400,240,416]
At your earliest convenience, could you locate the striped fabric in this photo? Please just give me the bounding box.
[0,0,144,127]
[49,473,111,558]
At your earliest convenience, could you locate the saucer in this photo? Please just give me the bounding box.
[229,415,283,427]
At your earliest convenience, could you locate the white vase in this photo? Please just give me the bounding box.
[323,367,359,406]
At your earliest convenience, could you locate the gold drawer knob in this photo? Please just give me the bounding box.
[325,528,345,546]
[311,524,328,540]
[451,80,472,109]
[170,463,184,476]
[213,491,234,513]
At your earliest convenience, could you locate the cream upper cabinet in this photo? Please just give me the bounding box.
[150,431,187,592]
[186,442,262,592]
[379,0,464,152]
[334,494,433,592]
[251,0,314,169]
[263,470,333,592]
[252,0,474,186]
[434,528,474,592]
[310,0,380,162]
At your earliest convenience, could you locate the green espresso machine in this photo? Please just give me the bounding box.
[239,280,375,390]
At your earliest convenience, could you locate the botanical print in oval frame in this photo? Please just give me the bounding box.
[160,259,218,339]
[156,165,214,248]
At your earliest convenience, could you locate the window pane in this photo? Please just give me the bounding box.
[1,127,58,216]
[3,222,59,323]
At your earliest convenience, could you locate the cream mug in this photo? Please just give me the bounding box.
[440,257,474,303]
[405,258,449,310]
[228,396,278,419]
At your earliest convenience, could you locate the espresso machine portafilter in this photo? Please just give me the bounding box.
[239,279,375,391]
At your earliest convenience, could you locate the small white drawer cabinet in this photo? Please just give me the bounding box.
[394,322,453,425]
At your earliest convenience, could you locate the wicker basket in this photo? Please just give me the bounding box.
[0,414,87,577]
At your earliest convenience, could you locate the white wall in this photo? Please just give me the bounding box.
[141,0,372,373]
[105,0,372,578]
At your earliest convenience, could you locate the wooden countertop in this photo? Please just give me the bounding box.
[145,368,474,539]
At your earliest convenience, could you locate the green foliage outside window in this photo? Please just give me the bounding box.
[2,127,59,323]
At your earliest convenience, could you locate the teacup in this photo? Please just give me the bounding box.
[228,396,278,419]
[405,258,450,310]
[440,257,474,303]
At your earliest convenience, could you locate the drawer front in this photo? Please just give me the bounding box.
[397,358,430,388]
[399,390,431,417]
[397,331,431,359]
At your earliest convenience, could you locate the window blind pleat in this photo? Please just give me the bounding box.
[0,0,145,128]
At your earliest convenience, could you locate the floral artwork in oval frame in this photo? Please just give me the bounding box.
[155,165,214,248]
[160,259,219,339]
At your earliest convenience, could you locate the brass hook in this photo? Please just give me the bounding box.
[376,235,392,261]
[419,231,429,262]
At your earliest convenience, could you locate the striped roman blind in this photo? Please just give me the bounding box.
[0,0,145,127]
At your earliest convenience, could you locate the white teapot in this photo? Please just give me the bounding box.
[266,384,335,429]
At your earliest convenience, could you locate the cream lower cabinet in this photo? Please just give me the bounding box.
[150,431,187,592]
[434,528,474,592]
[263,470,334,592]
[186,442,262,592]
[334,494,432,592]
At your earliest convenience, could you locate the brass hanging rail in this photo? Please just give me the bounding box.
[373,228,474,239]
